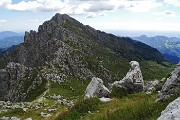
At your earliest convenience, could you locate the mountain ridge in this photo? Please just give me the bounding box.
[0,13,172,102]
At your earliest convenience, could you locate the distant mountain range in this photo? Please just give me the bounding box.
[0,36,24,48]
[0,31,24,58]
[0,31,23,39]
[133,35,180,63]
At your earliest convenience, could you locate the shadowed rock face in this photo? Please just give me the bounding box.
[157,63,180,101]
[158,97,180,120]
[84,77,110,99]
[112,61,144,93]
[0,62,46,102]
[0,62,28,101]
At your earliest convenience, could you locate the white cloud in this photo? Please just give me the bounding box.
[164,0,180,6]
[86,12,97,18]
[0,19,6,23]
[98,13,107,16]
[126,0,162,12]
[85,1,115,12]
[154,10,176,17]
[164,10,176,17]
[0,0,11,8]
[7,0,64,12]
[28,19,39,22]
[2,0,163,18]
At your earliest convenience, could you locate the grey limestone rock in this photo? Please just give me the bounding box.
[40,112,51,118]
[144,80,159,94]
[112,61,144,94]
[84,77,110,99]
[0,62,28,101]
[0,116,9,120]
[157,63,180,101]
[158,97,180,120]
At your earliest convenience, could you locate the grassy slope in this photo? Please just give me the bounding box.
[0,75,175,120]
[0,78,90,120]
[56,93,174,120]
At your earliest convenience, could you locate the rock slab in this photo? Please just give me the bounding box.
[84,77,110,99]
[158,97,180,120]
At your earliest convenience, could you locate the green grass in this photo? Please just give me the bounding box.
[0,108,25,117]
[0,98,67,120]
[111,85,128,98]
[140,61,175,81]
[77,93,174,120]
[25,78,48,102]
[46,77,90,99]
[55,97,101,120]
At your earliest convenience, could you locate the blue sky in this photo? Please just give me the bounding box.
[0,0,180,35]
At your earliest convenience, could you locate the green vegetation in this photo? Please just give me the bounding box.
[0,108,24,117]
[47,77,90,99]
[140,61,175,81]
[0,99,67,120]
[55,93,173,120]
[25,79,47,102]
[111,86,128,98]
[56,98,101,120]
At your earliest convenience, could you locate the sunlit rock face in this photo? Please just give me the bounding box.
[112,61,144,94]
[158,97,180,120]
[84,77,110,99]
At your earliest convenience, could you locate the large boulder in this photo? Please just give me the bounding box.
[84,77,110,99]
[157,97,180,120]
[112,61,144,94]
[157,63,180,101]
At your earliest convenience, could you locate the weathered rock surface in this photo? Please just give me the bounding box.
[0,62,28,101]
[157,63,180,101]
[112,61,144,94]
[0,62,44,102]
[144,80,159,94]
[84,77,110,99]
[99,97,111,102]
[40,112,51,118]
[0,116,21,120]
[158,97,180,120]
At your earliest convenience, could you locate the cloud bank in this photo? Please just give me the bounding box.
[0,0,163,14]
[0,0,178,18]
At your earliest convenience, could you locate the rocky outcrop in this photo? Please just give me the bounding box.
[157,97,180,120]
[84,77,110,99]
[157,63,180,101]
[144,80,159,94]
[112,61,144,94]
[0,62,29,101]
[0,62,44,102]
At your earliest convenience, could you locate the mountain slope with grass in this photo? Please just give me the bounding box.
[0,13,175,119]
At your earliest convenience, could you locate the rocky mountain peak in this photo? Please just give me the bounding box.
[51,13,72,24]
[0,13,168,102]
